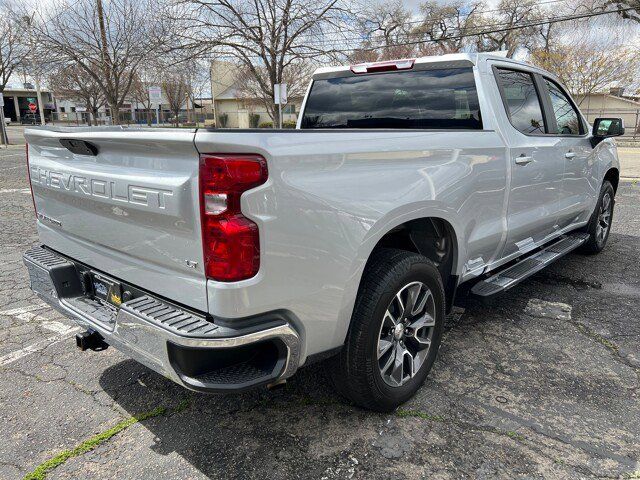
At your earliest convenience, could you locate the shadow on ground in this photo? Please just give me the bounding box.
[89,233,639,479]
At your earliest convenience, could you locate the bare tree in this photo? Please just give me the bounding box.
[235,60,312,123]
[162,71,188,127]
[0,8,29,93]
[348,0,547,62]
[48,65,105,125]
[31,0,166,124]
[415,1,485,54]
[183,60,212,125]
[129,66,162,126]
[603,0,640,21]
[531,37,639,104]
[173,0,352,127]
[354,0,415,61]
[478,0,543,57]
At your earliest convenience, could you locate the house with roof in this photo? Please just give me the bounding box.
[575,89,640,135]
[210,60,302,128]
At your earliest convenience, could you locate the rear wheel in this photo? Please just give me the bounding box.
[330,248,445,412]
[581,181,615,254]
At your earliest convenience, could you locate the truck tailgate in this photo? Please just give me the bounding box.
[24,127,207,311]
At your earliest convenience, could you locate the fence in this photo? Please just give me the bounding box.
[48,109,216,127]
[47,108,638,133]
[580,108,640,138]
[214,111,298,128]
[49,111,149,126]
[48,110,295,128]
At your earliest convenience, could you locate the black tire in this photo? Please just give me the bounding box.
[580,180,615,254]
[330,248,445,412]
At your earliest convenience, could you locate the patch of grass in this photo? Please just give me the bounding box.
[174,398,191,413]
[296,395,338,407]
[624,471,640,479]
[506,430,525,441]
[575,323,619,354]
[396,409,445,422]
[23,407,166,480]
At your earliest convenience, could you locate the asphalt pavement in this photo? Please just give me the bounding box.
[0,146,639,479]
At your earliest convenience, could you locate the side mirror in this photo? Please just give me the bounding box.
[592,117,624,141]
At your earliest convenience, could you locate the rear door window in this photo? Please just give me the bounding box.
[301,67,482,129]
[495,68,546,135]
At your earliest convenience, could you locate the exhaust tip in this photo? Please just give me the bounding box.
[76,330,109,352]
[267,379,287,391]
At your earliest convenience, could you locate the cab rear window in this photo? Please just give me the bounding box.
[301,67,482,130]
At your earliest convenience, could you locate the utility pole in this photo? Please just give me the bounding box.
[96,0,112,123]
[210,61,217,127]
[33,73,45,125]
[24,15,46,125]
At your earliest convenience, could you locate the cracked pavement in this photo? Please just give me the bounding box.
[1,146,639,479]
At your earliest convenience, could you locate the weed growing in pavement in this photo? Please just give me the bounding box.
[23,407,166,480]
[395,409,445,421]
[23,397,192,480]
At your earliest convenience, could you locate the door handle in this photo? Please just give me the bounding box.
[565,151,576,159]
[515,155,533,166]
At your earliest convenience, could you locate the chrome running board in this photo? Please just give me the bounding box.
[471,232,590,298]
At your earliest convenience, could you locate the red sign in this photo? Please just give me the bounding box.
[28,103,37,113]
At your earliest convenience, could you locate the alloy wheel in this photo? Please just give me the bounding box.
[377,281,436,387]
[596,191,612,246]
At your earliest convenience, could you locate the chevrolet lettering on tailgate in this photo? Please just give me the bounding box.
[30,166,174,210]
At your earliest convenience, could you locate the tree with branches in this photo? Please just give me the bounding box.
[603,0,640,21]
[162,71,188,127]
[0,7,29,93]
[235,60,312,123]
[129,66,162,126]
[48,65,105,125]
[530,32,640,103]
[173,0,352,127]
[477,0,543,56]
[354,0,415,61]
[415,1,485,55]
[31,0,167,124]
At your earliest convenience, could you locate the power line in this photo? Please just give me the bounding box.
[296,2,580,49]
[352,6,636,53]
[300,3,632,50]
[275,0,576,44]
[205,6,636,60]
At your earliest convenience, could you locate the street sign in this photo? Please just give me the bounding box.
[274,83,287,105]
[149,86,162,103]
[29,103,37,113]
[0,93,4,107]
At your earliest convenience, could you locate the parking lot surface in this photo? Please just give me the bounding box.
[1,147,639,479]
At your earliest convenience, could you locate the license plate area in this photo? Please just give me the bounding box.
[91,272,123,309]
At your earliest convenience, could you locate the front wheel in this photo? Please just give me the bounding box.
[330,248,445,412]
[581,180,615,254]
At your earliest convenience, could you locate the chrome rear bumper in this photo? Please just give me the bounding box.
[23,245,301,392]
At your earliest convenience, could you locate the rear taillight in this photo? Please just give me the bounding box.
[25,143,37,217]
[199,154,268,282]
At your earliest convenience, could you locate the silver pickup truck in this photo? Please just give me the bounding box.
[23,53,623,411]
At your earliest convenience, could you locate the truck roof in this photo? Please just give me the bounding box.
[312,52,533,78]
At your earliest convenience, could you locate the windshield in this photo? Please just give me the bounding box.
[301,67,482,129]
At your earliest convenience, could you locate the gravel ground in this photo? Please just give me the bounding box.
[0,147,639,480]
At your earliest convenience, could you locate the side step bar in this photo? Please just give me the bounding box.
[471,232,590,298]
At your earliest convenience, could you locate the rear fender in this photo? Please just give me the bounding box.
[332,202,464,347]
